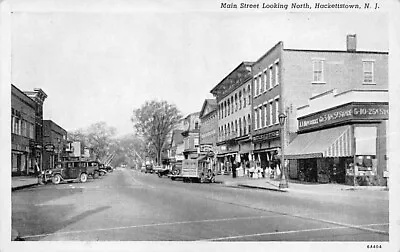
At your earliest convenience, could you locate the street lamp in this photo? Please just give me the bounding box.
[278,112,288,189]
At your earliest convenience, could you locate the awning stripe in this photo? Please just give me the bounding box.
[287,125,352,159]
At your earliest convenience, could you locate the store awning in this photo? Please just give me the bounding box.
[196,155,208,161]
[285,125,352,159]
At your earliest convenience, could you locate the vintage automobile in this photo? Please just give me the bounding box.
[49,160,95,184]
[98,163,109,176]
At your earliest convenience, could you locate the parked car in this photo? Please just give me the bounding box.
[49,161,94,184]
[98,163,108,176]
[140,165,146,173]
[145,163,154,173]
[105,166,113,173]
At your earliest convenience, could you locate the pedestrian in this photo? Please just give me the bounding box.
[232,161,237,178]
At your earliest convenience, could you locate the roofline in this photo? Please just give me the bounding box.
[210,61,253,94]
[11,84,37,106]
[253,41,283,65]
[283,48,388,55]
[43,119,67,133]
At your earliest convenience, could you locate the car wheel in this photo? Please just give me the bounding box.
[211,175,215,183]
[200,174,206,183]
[80,173,88,183]
[52,174,61,185]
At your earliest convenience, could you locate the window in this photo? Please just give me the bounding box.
[235,94,238,112]
[254,109,258,130]
[363,60,375,84]
[231,97,234,113]
[243,117,247,135]
[313,59,324,83]
[263,70,268,91]
[259,74,263,94]
[269,102,273,126]
[275,60,280,86]
[254,77,259,97]
[248,85,251,105]
[194,138,199,148]
[269,66,273,89]
[264,104,268,127]
[260,107,264,128]
[235,120,238,137]
[248,114,251,133]
[227,100,230,115]
[275,98,279,124]
[239,118,242,136]
[239,92,242,110]
[195,122,199,130]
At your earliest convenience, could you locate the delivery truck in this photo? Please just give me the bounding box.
[170,156,215,183]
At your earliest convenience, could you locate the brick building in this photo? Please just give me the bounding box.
[11,85,37,176]
[42,120,69,170]
[251,34,388,184]
[210,62,253,175]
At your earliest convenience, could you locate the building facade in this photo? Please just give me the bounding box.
[210,62,253,175]
[181,112,201,159]
[42,120,68,170]
[286,89,388,186]
[199,99,218,147]
[251,35,388,181]
[11,85,37,176]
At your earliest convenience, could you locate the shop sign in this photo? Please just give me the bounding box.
[252,130,280,142]
[44,144,55,152]
[200,144,213,153]
[298,103,389,131]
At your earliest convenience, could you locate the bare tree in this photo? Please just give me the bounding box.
[68,122,116,162]
[132,100,182,165]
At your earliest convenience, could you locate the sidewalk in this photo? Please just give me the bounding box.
[12,176,38,191]
[215,174,388,194]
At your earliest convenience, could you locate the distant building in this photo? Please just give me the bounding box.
[42,120,68,170]
[181,112,200,159]
[199,99,218,147]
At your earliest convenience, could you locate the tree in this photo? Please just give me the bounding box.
[85,122,116,161]
[109,134,145,168]
[132,100,182,165]
[68,122,116,162]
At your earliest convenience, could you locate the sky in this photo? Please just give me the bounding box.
[9,0,389,136]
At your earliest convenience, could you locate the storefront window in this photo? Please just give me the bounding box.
[355,126,377,155]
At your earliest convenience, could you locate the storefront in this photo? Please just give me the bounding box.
[286,101,388,186]
[252,130,281,178]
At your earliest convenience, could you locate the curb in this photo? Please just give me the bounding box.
[237,184,288,192]
[12,183,39,191]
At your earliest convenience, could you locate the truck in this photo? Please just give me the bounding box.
[170,156,216,183]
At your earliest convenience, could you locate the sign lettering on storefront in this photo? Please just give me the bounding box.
[298,103,388,131]
[252,130,280,142]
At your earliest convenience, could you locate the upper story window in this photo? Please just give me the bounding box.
[275,60,280,86]
[363,60,375,84]
[312,59,325,83]
[254,76,259,97]
[263,70,268,91]
[194,122,199,130]
[259,74,263,94]
[269,66,273,89]
[275,97,280,124]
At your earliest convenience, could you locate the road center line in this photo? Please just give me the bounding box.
[200,223,389,241]
[202,196,389,236]
[20,214,285,239]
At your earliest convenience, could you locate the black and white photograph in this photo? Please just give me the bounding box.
[1,0,399,251]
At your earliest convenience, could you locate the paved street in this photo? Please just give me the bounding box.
[12,168,389,241]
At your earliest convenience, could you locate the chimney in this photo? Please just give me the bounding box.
[346,34,357,52]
